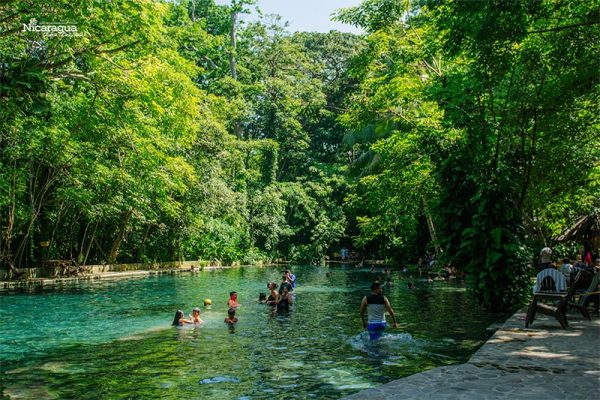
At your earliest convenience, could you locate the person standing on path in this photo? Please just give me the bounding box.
[360,282,398,340]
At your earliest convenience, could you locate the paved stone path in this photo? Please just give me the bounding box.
[343,308,600,399]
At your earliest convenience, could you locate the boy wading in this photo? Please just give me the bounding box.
[360,282,398,340]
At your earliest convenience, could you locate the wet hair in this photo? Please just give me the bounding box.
[172,310,184,326]
[230,291,237,297]
[259,293,267,301]
[371,282,381,291]
[227,308,236,316]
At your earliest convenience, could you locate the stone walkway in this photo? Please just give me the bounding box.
[343,307,600,399]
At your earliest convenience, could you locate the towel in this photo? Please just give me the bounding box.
[533,268,567,293]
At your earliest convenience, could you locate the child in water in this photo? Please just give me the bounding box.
[190,307,203,324]
[228,291,239,308]
[224,308,238,325]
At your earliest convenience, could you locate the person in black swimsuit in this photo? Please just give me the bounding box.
[275,286,293,312]
[279,275,293,293]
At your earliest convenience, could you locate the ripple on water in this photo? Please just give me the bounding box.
[348,331,421,354]
[294,286,355,294]
[199,376,241,385]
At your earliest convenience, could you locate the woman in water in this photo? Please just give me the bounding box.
[172,310,193,326]
[275,286,293,312]
[265,282,278,306]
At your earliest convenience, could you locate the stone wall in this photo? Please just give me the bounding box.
[0,260,249,281]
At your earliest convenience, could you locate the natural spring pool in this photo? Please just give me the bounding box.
[0,265,505,399]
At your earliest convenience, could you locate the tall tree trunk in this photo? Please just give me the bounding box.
[229,8,244,138]
[229,10,238,80]
[107,210,132,264]
[14,163,59,267]
[423,197,441,257]
[83,222,98,266]
[79,221,91,262]
[1,160,17,270]
[190,0,197,22]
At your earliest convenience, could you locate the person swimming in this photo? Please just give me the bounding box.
[172,310,193,326]
[204,298,212,310]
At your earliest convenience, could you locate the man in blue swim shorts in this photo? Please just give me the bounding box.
[360,282,398,340]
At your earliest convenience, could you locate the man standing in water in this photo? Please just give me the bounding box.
[360,282,398,340]
[285,270,296,289]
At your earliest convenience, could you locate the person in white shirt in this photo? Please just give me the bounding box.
[539,246,553,271]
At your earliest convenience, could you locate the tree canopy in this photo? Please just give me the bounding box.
[1,0,598,310]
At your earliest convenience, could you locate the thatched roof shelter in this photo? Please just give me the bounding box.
[555,210,600,243]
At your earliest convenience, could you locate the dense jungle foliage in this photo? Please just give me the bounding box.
[1,0,598,310]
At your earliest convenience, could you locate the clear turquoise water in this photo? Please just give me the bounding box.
[0,265,504,399]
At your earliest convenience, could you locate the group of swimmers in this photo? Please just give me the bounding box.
[171,270,297,329]
[259,270,296,313]
[172,292,240,328]
[171,266,402,341]
[172,307,204,326]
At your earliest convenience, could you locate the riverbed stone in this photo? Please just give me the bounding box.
[342,308,600,400]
